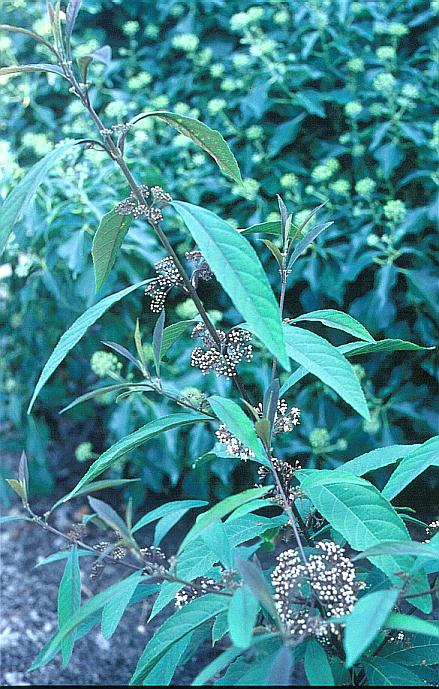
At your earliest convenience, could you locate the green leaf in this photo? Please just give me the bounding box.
[192,647,242,686]
[343,589,400,668]
[132,111,242,184]
[92,208,133,292]
[211,611,229,646]
[365,657,429,686]
[337,445,422,477]
[27,279,149,414]
[0,63,68,78]
[0,515,32,524]
[304,640,334,685]
[380,634,439,666]
[297,471,414,580]
[178,487,273,553]
[382,436,439,501]
[88,496,131,541]
[132,499,207,534]
[283,325,370,420]
[51,478,140,511]
[30,572,144,670]
[60,383,147,414]
[266,645,294,686]
[152,309,166,378]
[239,220,282,237]
[287,222,333,269]
[142,634,192,686]
[129,594,228,685]
[234,557,279,622]
[269,114,306,157]
[58,545,81,666]
[338,339,433,357]
[172,201,289,370]
[101,570,142,639]
[0,24,58,55]
[0,141,79,258]
[291,310,375,343]
[208,396,267,464]
[201,521,233,569]
[228,586,259,649]
[353,541,439,561]
[384,613,439,639]
[160,319,198,359]
[67,412,209,498]
[35,549,94,567]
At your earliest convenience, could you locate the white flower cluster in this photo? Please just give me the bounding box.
[174,576,221,609]
[271,541,362,640]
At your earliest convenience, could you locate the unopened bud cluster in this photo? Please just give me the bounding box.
[216,424,256,462]
[145,251,212,312]
[191,323,252,377]
[256,399,300,435]
[174,576,222,609]
[140,545,169,576]
[271,541,363,640]
[115,184,172,223]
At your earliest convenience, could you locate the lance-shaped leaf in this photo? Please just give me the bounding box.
[235,556,279,622]
[65,0,82,44]
[152,309,166,378]
[51,478,140,511]
[337,444,421,477]
[129,594,228,685]
[382,436,439,501]
[67,412,209,498]
[92,208,133,292]
[132,499,207,534]
[172,202,289,370]
[160,319,198,359]
[380,635,439,666]
[228,585,259,649]
[353,540,439,561]
[304,640,334,685]
[266,645,294,686]
[130,111,242,184]
[287,221,333,269]
[178,487,273,553]
[364,657,427,686]
[282,325,370,420]
[384,613,439,638]
[240,220,282,237]
[0,140,80,257]
[290,309,375,343]
[27,279,149,414]
[338,339,433,357]
[58,546,81,666]
[88,497,131,541]
[0,63,68,78]
[30,572,145,670]
[208,395,267,465]
[343,589,400,668]
[280,338,432,396]
[101,570,142,640]
[296,471,423,583]
[0,25,58,55]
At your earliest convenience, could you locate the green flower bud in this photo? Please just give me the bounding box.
[90,351,121,378]
[75,442,94,462]
[309,427,330,450]
[172,33,199,52]
[355,177,376,197]
[347,57,365,72]
[383,199,407,224]
[345,101,362,118]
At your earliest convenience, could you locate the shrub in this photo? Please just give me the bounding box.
[1,3,438,685]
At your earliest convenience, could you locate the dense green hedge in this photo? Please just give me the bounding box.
[1,0,438,504]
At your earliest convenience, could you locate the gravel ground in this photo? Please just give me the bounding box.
[1,502,159,686]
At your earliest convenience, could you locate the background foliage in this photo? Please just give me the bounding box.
[1,0,438,505]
